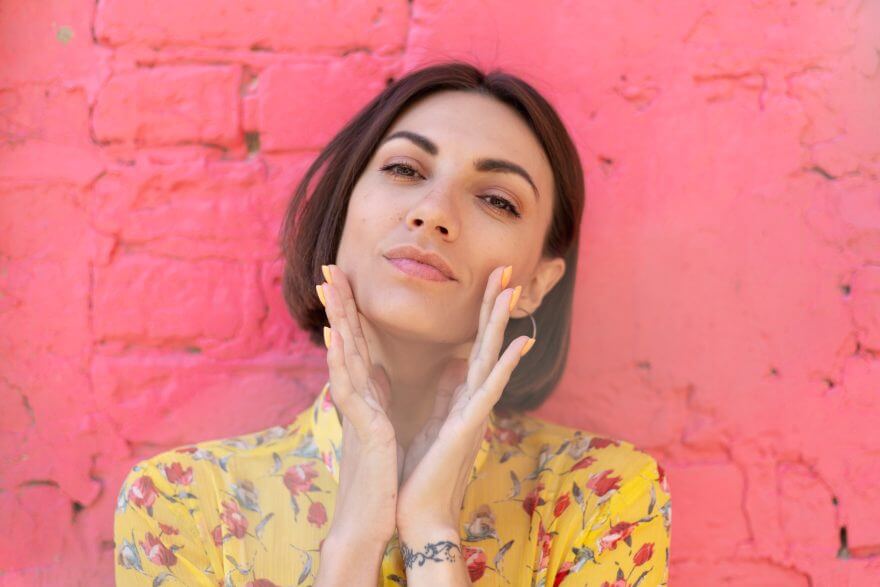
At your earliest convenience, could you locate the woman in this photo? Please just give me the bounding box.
[114,61,671,586]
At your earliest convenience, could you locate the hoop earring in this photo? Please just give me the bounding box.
[513,306,537,340]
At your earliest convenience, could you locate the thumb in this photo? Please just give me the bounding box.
[396,440,405,486]
[369,362,393,413]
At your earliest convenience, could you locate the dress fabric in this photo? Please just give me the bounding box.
[114,380,672,586]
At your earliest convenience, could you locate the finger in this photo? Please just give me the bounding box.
[467,286,517,392]
[469,265,509,366]
[324,265,374,371]
[463,336,531,429]
[323,265,390,408]
[371,362,393,415]
[324,327,381,435]
[321,276,373,398]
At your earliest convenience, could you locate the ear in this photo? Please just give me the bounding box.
[516,256,566,316]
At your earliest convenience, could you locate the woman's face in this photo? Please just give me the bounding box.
[335,90,565,346]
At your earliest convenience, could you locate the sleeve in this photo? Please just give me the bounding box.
[547,458,672,587]
[114,456,222,587]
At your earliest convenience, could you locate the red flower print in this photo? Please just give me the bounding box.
[522,482,546,516]
[321,450,333,473]
[493,425,522,445]
[128,475,159,509]
[553,561,573,587]
[245,580,281,587]
[657,462,668,491]
[220,499,248,539]
[633,542,654,565]
[461,545,487,582]
[211,524,223,546]
[553,493,571,517]
[589,437,619,450]
[571,455,596,471]
[158,522,179,535]
[536,519,552,571]
[163,462,193,485]
[139,532,177,567]
[597,521,636,554]
[586,469,622,497]
[283,462,318,496]
[307,501,327,527]
[464,504,498,540]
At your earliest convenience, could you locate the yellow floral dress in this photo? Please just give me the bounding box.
[114,380,671,586]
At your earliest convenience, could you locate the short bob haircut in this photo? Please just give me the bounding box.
[279,60,585,413]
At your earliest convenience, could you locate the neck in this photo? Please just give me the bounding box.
[355,311,474,447]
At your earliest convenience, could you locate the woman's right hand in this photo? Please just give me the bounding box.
[317,263,401,550]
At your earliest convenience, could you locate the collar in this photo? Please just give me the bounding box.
[296,380,496,485]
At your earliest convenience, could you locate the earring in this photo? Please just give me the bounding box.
[512,305,537,340]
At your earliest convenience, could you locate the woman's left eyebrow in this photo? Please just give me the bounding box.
[379,130,540,202]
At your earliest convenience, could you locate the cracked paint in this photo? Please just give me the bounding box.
[0,0,878,584]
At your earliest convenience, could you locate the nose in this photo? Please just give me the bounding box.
[405,188,459,239]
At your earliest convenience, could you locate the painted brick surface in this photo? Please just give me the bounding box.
[1,0,878,585]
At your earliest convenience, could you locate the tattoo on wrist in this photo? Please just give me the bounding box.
[400,539,462,569]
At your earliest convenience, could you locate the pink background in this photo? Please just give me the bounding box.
[1,1,879,585]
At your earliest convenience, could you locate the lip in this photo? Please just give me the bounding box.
[386,257,454,282]
[383,244,457,281]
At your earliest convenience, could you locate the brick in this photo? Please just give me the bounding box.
[778,462,839,557]
[91,354,322,447]
[88,159,277,260]
[95,0,408,52]
[92,66,241,147]
[0,487,69,570]
[0,86,103,185]
[668,463,751,556]
[92,255,257,344]
[257,55,395,151]
[0,0,101,86]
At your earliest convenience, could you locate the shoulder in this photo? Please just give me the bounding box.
[117,423,297,509]
[495,410,670,504]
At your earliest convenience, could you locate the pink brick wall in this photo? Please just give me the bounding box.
[1,1,878,584]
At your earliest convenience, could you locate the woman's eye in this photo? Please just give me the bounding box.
[379,162,421,179]
[378,162,521,218]
[481,194,521,218]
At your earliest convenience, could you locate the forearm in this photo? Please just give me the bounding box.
[314,530,387,586]
[399,527,471,586]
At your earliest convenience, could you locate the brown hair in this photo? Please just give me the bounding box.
[279,60,585,413]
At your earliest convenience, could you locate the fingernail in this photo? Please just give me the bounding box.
[316,283,327,307]
[500,265,513,289]
[323,326,332,349]
[508,285,522,313]
[520,337,536,356]
[321,264,333,285]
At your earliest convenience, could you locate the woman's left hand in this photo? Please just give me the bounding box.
[396,264,535,537]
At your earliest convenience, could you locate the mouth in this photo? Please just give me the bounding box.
[384,256,455,282]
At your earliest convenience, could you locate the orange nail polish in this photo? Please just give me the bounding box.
[316,283,327,307]
[520,337,536,356]
[501,265,513,289]
[508,285,522,313]
[321,264,333,285]
[323,326,332,349]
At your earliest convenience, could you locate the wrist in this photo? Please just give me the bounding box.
[398,526,461,568]
[397,527,470,586]
[318,531,388,586]
[398,524,459,544]
[323,525,390,556]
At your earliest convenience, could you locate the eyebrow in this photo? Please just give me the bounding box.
[378,130,540,201]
